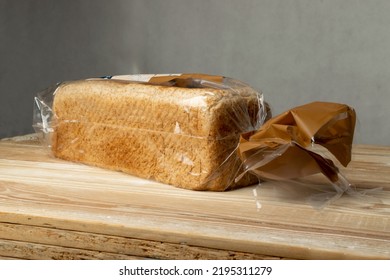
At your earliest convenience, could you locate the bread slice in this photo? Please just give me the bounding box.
[51,77,263,190]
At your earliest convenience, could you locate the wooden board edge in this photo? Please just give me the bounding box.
[0,222,284,260]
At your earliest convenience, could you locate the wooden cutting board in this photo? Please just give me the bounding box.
[0,134,389,260]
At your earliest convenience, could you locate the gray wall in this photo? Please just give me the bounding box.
[1,0,389,145]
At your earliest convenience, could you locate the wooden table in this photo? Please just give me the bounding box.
[0,134,389,260]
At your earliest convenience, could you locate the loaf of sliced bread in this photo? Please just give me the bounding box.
[51,75,264,190]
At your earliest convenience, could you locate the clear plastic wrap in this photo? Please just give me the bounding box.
[33,74,268,191]
[33,73,362,207]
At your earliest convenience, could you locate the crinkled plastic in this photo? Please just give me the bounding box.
[33,73,366,208]
[33,74,268,191]
[238,101,383,209]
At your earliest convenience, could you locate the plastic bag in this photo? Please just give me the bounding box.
[33,73,364,208]
[33,74,268,191]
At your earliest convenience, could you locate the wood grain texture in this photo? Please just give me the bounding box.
[0,222,280,260]
[0,134,389,259]
[0,239,144,260]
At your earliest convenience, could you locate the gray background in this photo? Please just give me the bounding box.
[1,0,389,145]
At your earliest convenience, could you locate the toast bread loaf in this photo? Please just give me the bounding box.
[52,77,263,190]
